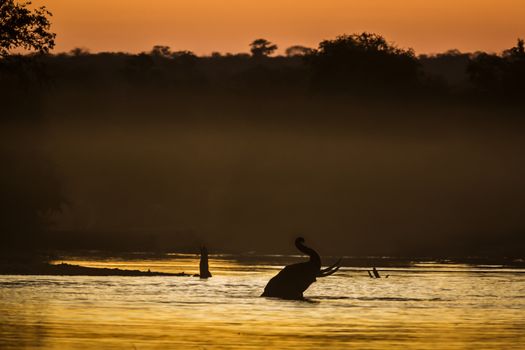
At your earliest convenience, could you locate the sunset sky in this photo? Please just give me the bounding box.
[33,0,525,55]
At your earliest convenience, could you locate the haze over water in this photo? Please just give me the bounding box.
[1,257,524,349]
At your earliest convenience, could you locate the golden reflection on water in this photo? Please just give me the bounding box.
[50,255,249,275]
[1,259,524,349]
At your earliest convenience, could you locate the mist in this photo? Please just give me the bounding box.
[4,108,525,257]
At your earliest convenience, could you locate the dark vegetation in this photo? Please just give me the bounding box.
[1,261,189,276]
[1,34,524,123]
[0,0,55,58]
[1,2,525,260]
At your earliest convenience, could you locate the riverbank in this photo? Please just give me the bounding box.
[0,261,191,276]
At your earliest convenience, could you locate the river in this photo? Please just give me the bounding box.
[1,256,524,349]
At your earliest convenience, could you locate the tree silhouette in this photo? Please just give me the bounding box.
[467,52,504,93]
[69,47,90,57]
[285,45,314,57]
[308,32,420,93]
[0,0,55,58]
[150,45,172,58]
[249,39,278,58]
[468,38,525,99]
[502,38,525,98]
[503,38,525,60]
[418,49,471,87]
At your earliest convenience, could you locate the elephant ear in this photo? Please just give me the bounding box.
[318,258,342,277]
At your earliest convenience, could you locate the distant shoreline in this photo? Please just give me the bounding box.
[0,262,191,277]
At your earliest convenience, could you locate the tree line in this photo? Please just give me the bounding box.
[2,35,524,110]
[1,1,524,112]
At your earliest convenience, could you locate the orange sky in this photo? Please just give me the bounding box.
[33,0,525,55]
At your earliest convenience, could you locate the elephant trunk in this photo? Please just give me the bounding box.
[295,237,321,270]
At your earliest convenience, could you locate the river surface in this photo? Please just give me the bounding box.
[1,256,524,349]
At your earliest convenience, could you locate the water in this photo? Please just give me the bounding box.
[1,256,524,349]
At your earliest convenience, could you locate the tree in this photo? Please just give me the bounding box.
[285,45,314,57]
[501,39,525,98]
[503,38,525,60]
[0,0,55,58]
[249,38,278,58]
[468,39,525,99]
[69,47,90,57]
[150,45,172,58]
[467,52,504,93]
[308,32,420,93]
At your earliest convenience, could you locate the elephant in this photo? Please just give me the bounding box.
[261,237,341,300]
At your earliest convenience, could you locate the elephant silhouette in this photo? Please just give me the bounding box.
[261,237,341,300]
